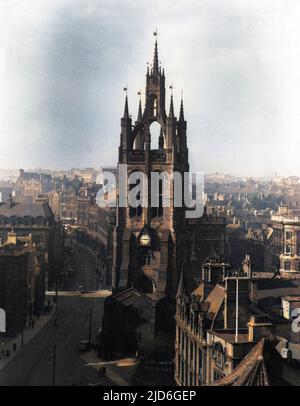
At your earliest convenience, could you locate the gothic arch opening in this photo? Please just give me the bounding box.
[151,170,164,218]
[149,121,161,150]
[133,133,142,150]
[149,94,158,117]
[128,170,143,218]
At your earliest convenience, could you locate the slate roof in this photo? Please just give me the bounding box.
[0,200,53,219]
[204,284,225,319]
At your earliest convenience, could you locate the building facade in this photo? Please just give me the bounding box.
[0,232,45,336]
[0,195,63,289]
[265,204,300,279]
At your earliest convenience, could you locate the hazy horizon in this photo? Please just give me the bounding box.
[1,0,300,177]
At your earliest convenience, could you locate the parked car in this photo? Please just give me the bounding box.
[77,285,84,293]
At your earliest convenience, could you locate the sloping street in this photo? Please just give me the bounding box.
[0,243,112,386]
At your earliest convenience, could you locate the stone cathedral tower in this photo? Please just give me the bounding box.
[113,37,189,295]
[100,37,190,359]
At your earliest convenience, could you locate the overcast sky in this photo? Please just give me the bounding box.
[0,0,300,176]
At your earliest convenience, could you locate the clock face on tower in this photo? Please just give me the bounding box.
[139,233,151,247]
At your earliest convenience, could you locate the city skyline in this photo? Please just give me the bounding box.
[1,0,300,176]
[1,2,300,389]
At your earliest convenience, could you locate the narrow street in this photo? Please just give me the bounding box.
[0,243,113,386]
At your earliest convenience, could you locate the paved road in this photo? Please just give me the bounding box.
[0,243,113,386]
[62,242,98,292]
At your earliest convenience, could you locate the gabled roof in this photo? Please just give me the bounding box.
[204,284,225,320]
[176,268,187,299]
[208,338,288,386]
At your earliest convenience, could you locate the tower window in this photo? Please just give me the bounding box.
[151,173,163,218]
[129,192,143,217]
[145,251,152,265]
[149,94,158,117]
[129,177,143,218]
[153,98,157,116]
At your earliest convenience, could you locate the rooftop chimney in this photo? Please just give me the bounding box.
[248,315,272,342]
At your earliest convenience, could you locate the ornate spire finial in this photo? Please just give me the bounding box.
[137,90,142,121]
[179,90,184,121]
[176,266,187,299]
[169,84,174,118]
[153,29,159,75]
[123,86,129,119]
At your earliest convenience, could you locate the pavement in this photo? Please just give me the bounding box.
[0,243,113,386]
[0,311,54,371]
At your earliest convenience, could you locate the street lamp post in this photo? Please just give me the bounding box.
[55,259,59,309]
[88,308,93,346]
[51,344,57,386]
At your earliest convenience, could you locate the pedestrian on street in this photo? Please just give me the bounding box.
[6,349,10,357]
[13,343,17,352]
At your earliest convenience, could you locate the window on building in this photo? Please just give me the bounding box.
[144,251,152,265]
[190,341,194,362]
[284,261,291,271]
[177,327,181,347]
[213,342,225,369]
[213,369,225,382]
[180,360,185,384]
[153,98,157,117]
[198,349,203,385]
[285,245,292,255]
[189,371,194,386]
[286,231,293,240]
[151,172,163,218]
[129,177,143,218]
